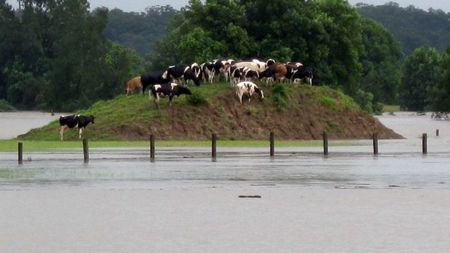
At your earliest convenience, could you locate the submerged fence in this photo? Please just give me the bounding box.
[15,130,439,164]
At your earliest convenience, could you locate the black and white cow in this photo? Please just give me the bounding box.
[141,71,170,95]
[291,66,313,85]
[59,114,95,141]
[150,83,192,108]
[229,66,243,85]
[241,67,259,81]
[191,63,202,80]
[201,62,216,83]
[163,65,200,86]
[235,81,264,104]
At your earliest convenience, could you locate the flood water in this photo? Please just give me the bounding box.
[1,111,450,190]
[1,111,450,252]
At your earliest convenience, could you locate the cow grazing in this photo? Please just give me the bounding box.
[150,83,192,108]
[163,65,200,86]
[59,115,95,141]
[235,61,264,74]
[235,81,264,104]
[292,66,313,85]
[242,67,259,81]
[141,71,170,95]
[125,76,142,95]
[229,66,243,85]
[260,63,287,84]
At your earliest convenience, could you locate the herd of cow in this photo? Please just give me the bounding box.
[125,58,314,105]
[59,58,313,140]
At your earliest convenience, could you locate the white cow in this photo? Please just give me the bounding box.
[235,81,264,104]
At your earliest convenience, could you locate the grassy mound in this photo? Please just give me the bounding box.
[19,83,401,141]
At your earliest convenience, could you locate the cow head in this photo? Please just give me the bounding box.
[89,115,95,124]
[176,86,192,96]
[254,87,264,100]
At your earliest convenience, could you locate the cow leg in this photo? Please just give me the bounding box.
[154,94,160,109]
[60,126,67,141]
[78,128,83,139]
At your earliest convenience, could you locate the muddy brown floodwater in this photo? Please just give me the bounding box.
[1,111,450,252]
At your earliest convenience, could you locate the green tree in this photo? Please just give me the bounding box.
[359,18,402,104]
[399,47,442,111]
[105,5,177,56]
[0,0,20,99]
[103,42,142,96]
[357,3,450,55]
[428,47,450,111]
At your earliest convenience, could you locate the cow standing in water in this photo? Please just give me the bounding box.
[59,115,95,141]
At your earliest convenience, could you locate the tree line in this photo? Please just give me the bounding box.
[0,0,449,112]
[0,0,141,111]
[356,2,450,55]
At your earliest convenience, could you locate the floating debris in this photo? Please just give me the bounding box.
[238,195,261,198]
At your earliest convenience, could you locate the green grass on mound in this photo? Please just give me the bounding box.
[18,82,370,141]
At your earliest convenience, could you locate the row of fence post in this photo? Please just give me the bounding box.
[16,130,438,164]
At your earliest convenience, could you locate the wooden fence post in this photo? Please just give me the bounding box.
[422,133,427,154]
[83,138,89,163]
[212,133,217,159]
[323,132,328,156]
[436,129,439,137]
[270,132,275,157]
[373,133,379,155]
[150,134,155,162]
[18,142,23,164]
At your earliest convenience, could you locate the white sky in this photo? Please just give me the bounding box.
[5,0,450,12]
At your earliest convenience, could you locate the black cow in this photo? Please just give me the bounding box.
[59,114,95,141]
[150,83,192,108]
[292,66,313,85]
[140,71,170,95]
[163,65,200,86]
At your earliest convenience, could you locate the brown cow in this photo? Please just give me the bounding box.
[125,76,143,95]
[260,63,287,84]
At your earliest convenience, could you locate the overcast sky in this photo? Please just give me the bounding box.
[6,0,450,12]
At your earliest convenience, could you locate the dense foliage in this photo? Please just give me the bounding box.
[398,46,450,112]
[0,0,140,111]
[1,0,449,113]
[105,6,176,56]
[399,47,442,111]
[149,0,402,112]
[357,2,450,55]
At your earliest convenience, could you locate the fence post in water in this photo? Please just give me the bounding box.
[373,133,379,155]
[212,133,217,159]
[323,132,329,156]
[18,142,23,164]
[270,132,275,157]
[422,133,427,154]
[150,134,155,162]
[436,129,439,137]
[83,138,89,163]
